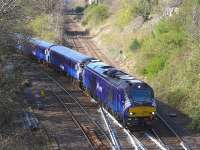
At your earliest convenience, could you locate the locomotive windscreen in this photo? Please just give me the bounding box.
[126,85,154,103]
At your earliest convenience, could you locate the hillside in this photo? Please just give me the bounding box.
[80,0,200,130]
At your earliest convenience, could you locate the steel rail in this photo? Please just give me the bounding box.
[129,131,147,150]
[148,129,169,150]
[100,107,121,150]
[83,39,114,66]
[45,73,114,148]
[41,124,61,150]
[53,92,95,150]
[157,113,191,150]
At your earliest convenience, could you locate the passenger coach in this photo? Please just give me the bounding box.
[49,45,96,80]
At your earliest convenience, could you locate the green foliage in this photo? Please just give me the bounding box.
[75,6,84,13]
[136,0,152,21]
[28,14,56,41]
[115,0,137,29]
[82,4,109,26]
[115,0,156,28]
[154,20,186,47]
[130,39,141,51]
[190,111,200,131]
[132,1,200,130]
[166,88,188,108]
[193,0,200,4]
[144,54,167,78]
[136,17,186,78]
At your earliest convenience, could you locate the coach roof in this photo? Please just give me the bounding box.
[50,45,92,63]
[31,38,54,48]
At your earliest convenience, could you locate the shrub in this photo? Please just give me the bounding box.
[136,17,187,78]
[82,4,109,26]
[154,20,186,48]
[189,110,200,131]
[193,0,200,4]
[28,14,56,41]
[144,54,167,78]
[75,6,84,13]
[115,0,137,29]
[130,39,141,51]
[136,0,152,21]
[166,88,188,108]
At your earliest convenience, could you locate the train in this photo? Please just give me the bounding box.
[16,36,157,127]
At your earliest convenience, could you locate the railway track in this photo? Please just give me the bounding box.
[21,60,95,149]
[131,113,191,150]
[100,107,146,150]
[63,17,115,66]
[154,113,191,150]
[101,107,168,150]
[44,73,116,149]
[41,124,61,150]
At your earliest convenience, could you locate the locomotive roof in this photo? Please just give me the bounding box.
[86,62,144,88]
[31,38,54,48]
[50,45,92,63]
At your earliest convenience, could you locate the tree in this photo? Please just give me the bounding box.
[0,0,64,51]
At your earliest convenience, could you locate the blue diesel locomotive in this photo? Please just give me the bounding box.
[82,61,156,126]
[17,37,157,126]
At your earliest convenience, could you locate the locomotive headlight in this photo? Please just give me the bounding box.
[129,112,133,115]
[152,112,155,115]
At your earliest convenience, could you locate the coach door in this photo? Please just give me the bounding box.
[45,48,51,63]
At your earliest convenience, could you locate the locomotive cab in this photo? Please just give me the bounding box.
[124,82,156,126]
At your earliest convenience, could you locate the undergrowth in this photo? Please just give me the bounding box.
[82,4,109,27]
[135,1,200,130]
[28,14,56,41]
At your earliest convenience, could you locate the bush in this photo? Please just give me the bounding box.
[136,0,152,21]
[136,17,186,78]
[115,0,137,29]
[189,110,200,131]
[154,20,186,48]
[115,0,155,28]
[130,39,141,51]
[82,4,109,26]
[75,6,84,13]
[28,14,56,41]
[166,88,188,108]
[194,0,200,4]
[144,54,167,78]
